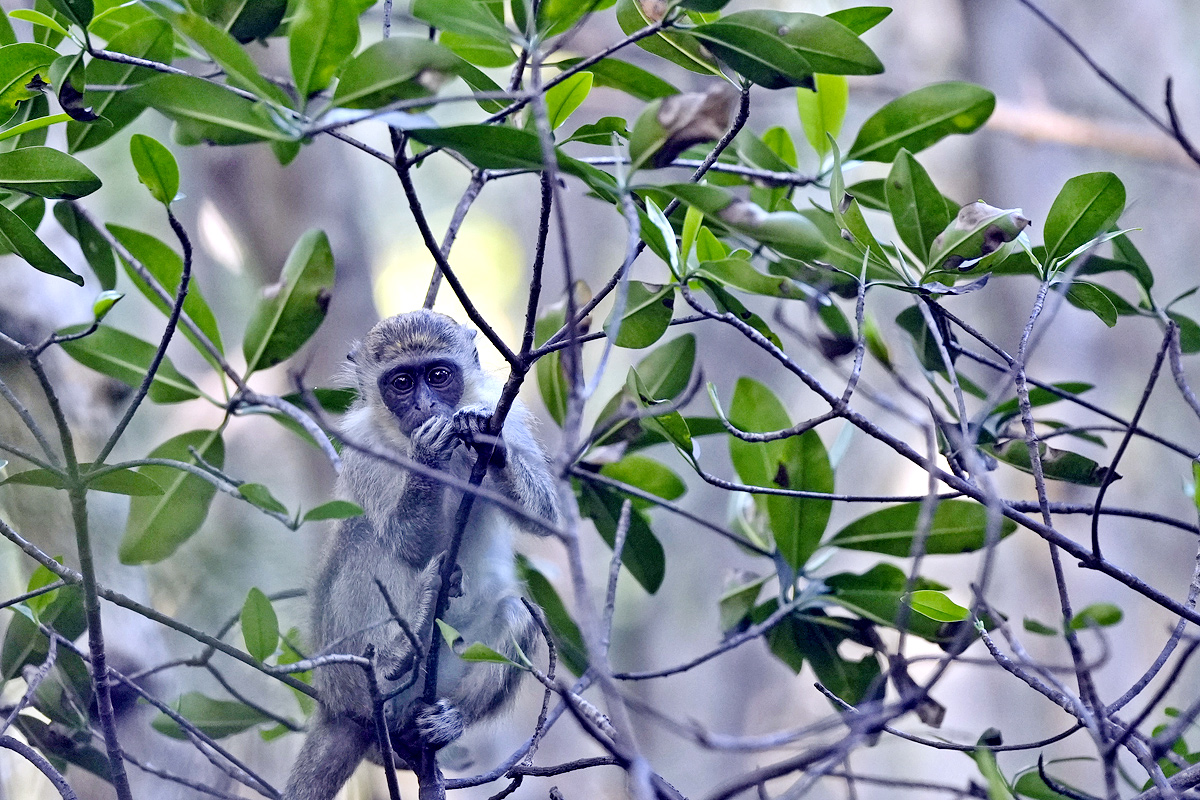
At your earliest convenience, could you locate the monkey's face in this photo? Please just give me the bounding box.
[378,359,465,435]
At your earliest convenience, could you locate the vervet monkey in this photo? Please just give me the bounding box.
[283,311,561,800]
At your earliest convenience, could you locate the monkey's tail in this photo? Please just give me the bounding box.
[282,715,372,800]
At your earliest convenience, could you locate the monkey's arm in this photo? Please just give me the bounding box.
[454,405,561,532]
[344,414,465,565]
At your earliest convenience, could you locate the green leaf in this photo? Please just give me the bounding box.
[824,564,948,640]
[67,18,175,153]
[1069,602,1122,630]
[534,297,570,426]
[2,583,86,680]
[719,575,767,631]
[536,0,615,35]
[592,333,697,447]
[845,178,889,211]
[689,18,814,90]
[129,133,179,206]
[459,641,517,664]
[720,10,883,76]
[0,9,13,46]
[886,149,953,263]
[1064,280,1118,327]
[614,0,719,76]
[828,500,1016,556]
[0,203,83,285]
[634,333,695,401]
[545,71,592,131]
[1111,233,1153,290]
[656,183,825,261]
[676,0,731,10]
[1171,312,1200,354]
[93,289,126,321]
[697,277,782,348]
[604,281,673,348]
[331,37,463,109]
[894,304,948,372]
[694,257,810,299]
[24,564,61,618]
[599,455,686,508]
[1013,769,1088,800]
[88,467,165,495]
[988,382,1093,422]
[927,201,1030,272]
[556,57,678,101]
[10,9,72,39]
[576,480,665,593]
[516,555,587,675]
[987,440,1111,487]
[971,732,1017,800]
[239,482,288,514]
[826,6,892,35]
[54,202,116,289]
[58,324,202,403]
[407,125,592,178]
[108,224,225,357]
[1023,617,1057,637]
[908,590,968,622]
[241,587,279,662]
[440,29,515,67]
[562,116,628,146]
[0,43,58,119]
[727,378,832,569]
[243,229,334,374]
[191,0,288,42]
[638,195,679,272]
[766,608,883,704]
[0,146,101,200]
[119,430,225,564]
[449,58,507,113]
[797,74,847,161]
[303,500,363,521]
[86,0,158,39]
[127,74,294,145]
[1043,172,1126,266]
[46,0,92,27]
[1,95,53,152]
[152,692,270,740]
[413,0,509,44]
[626,371,695,459]
[147,4,290,105]
[289,0,360,99]
[849,82,995,163]
[4,465,164,495]
[13,191,56,235]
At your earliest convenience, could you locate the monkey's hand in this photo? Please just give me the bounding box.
[410,699,464,751]
[453,405,507,469]
[410,414,461,466]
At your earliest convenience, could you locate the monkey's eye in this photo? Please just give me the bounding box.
[427,366,452,387]
[390,373,413,392]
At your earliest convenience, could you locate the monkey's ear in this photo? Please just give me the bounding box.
[464,327,478,341]
[347,341,361,363]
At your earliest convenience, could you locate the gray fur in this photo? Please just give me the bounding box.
[283,311,560,800]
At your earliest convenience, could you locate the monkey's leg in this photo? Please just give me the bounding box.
[443,597,536,724]
[283,715,372,800]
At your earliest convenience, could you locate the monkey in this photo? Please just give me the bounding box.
[282,310,561,800]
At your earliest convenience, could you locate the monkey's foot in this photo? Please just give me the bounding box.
[447,564,463,598]
[412,699,464,750]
